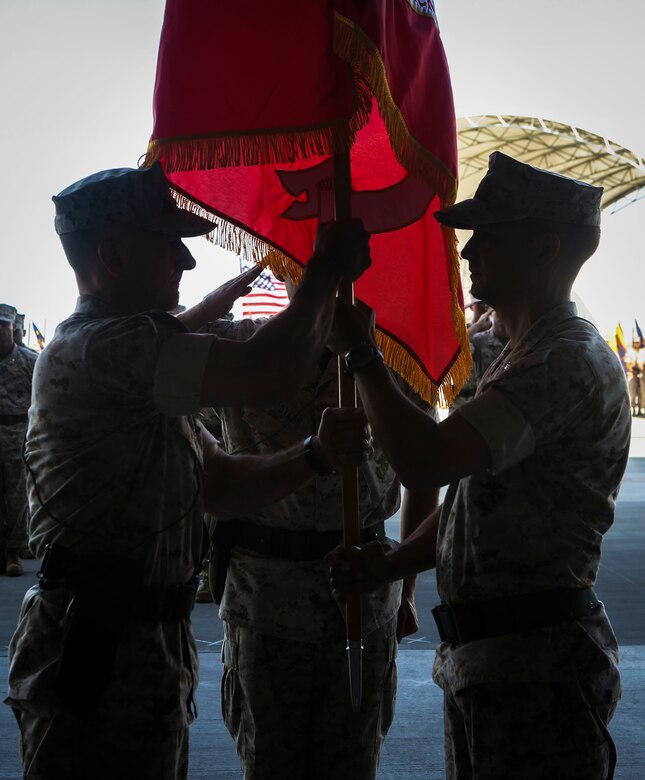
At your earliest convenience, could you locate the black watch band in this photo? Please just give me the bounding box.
[303,435,335,476]
[343,342,384,375]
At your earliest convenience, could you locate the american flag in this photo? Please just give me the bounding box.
[240,264,289,319]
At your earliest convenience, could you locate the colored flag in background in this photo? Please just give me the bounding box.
[240,261,289,319]
[32,322,45,351]
[634,319,644,350]
[616,323,628,372]
[144,0,468,404]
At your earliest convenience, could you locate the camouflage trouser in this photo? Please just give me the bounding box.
[12,706,189,780]
[0,426,29,550]
[443,667,620,780]
[221,616,398,780]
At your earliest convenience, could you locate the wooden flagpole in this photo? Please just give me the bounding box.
[332,150,363,712]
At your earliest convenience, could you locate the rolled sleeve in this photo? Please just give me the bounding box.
[154,333,216,415]
[455,388,536,475]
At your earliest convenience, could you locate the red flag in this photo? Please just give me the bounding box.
[145,0,469,403]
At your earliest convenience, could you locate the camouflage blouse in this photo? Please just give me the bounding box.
[451,327,507,410]
[0,343,38,416]
[0,343,38,464]
[433,302,631,692]
[8,296,214,727]
[206,318,434,643]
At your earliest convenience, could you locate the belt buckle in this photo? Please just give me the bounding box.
[374,526,385,542]
[361,523,384,544]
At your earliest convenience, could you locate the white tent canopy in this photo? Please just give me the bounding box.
[457,115,645,211]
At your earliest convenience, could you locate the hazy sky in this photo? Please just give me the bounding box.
[1,0,644,342]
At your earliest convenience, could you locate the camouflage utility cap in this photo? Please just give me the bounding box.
[53,162,214,237]
[0,303,17,324]
[15,313,25,329]
[436,151,603,229]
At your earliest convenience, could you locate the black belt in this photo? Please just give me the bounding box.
[37,543,198,712]
[432,587,601,645]
[39,580,198,623]
[230,519,386,561]
[38,543,197,624]
[0,413,28,425]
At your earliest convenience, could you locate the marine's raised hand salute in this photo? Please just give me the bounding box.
[178,265,262,330]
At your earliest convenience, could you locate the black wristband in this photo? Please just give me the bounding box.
[344,342,384,375]
[303,435,335,476]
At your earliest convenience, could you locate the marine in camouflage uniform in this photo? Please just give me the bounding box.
[628,363,642,416]
[327,151,629,779]
[0,303,38,576]
[207,316,437,780]
[12,312,34,351]
[8,297,206,779]
[6,164,372,780]
[435,301,628,779]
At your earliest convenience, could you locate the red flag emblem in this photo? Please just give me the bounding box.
[144,0,470,403]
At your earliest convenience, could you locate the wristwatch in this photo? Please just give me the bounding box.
[343,342,384,375]
[303,435,335,476]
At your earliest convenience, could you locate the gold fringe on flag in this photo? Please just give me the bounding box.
[165,13,470,405]
[175,188,470,406]
[332,12,458,206]
[372,231,471,407]
[442,232,473,405]
[332,11,470,403]
[143,81,373,173]
[171,190,289,268]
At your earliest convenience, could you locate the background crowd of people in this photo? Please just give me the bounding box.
[0,304,38,578]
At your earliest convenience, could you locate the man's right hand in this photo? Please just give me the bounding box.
[304,219,371,285]
[312,406,373,471]
[178,265,262,331]
[327,299,376,357]
[467,307,492,336]
[325,540,393,602]
[201,221,369,409]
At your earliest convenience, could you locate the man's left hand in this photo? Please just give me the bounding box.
[312,407,373,471]
[328,299,377,357]
[396,575,419,642]
[325,541,393,601]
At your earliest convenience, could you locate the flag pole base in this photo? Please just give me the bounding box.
[347,639,363,713]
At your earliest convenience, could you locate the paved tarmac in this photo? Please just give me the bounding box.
[2,429,645,778]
